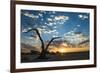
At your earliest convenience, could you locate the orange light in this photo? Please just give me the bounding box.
[58,48,66,53]
[48,45,89,54]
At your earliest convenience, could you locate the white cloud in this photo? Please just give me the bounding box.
[47,22,53,26]
[58,21,65,25]
[37,27,46,34]
[84,15,88,19]
[41,25,47,29]
[53,22,57,25]
[54,16,69,21]
[73,27,77,31]
[38,13,43,17]
[50,15,55,17]
[37,28,45,31]
[64,32,89,44]
[22,12,39,19]
[52,35,59,38]
[22,29,27,33]
[28,27,32,30]
[78,14,83,18]
[43,29,56,34]
[44,22,47,25]
[46,16,69,27]
[48,30,56,33]
[78,14,88,20]
[43,31,48,34]
[22,27,33,33]
[40,25,56,33]
[77,24,80,27]
[53,26,57,28]
[52,31,59,36]
[41,18,44,21]
[47,18,53,22]
[64,31,74,36]
[28,37,34,40]
[52,15,69,26]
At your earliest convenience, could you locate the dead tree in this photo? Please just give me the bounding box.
[26,28,61,59]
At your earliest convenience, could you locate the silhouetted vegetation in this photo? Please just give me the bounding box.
[25,28,61,59]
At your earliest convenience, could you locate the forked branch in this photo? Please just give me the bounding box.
[45,37,61,51]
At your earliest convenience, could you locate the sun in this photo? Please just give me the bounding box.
[59,48,66,53]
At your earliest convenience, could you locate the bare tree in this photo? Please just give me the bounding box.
[26,28,61,59]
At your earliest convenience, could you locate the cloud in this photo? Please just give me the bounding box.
[22,27,32,33]
[41,25,47,29]
[28,37,34,40]
[44,22,47,25]
[84,15,88,19]
[64,31,74,36]
[47,16,69,26]
[64,32,89,44]
[47,22,53,26]
[37,27,46,31]
[47,18,53,22]
[52,35,59,38]
[22,28,27,33]
[45,15,69,27]
[78,14,88,20]
[77,24,80,27]
[73,28,77,31]
[39,11,46,14]
[65,24,80,33]
[43,31,48,34]
[43,29,57,34]
[51,15,69,26]
[64,26,78,36]
[50,15,55,18]
[36,27,46,34]
[22,12,39,19]
[50,30,56,33]
[52,31,59,37]
[54,16,69,21]
[28,27,32,30]
[53,26,57,28]
[38,13,43,17]
[78,14,83,18]
[32,35,39,41]
[50,30,60,38]
[41,18,44,21]
[38,26,57,35]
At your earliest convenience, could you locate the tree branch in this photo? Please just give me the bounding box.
[26,28,45,50]
[45,37,61,51]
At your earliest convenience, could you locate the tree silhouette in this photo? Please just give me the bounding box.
[25,28,61,59]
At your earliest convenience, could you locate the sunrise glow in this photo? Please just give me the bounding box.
[48,45,89,54]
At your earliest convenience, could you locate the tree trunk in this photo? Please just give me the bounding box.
[38,50,47,59]
[38,37,61,59]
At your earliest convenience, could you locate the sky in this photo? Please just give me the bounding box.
[21,9,90,46]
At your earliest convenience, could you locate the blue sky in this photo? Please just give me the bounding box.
[21,10,90,46]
